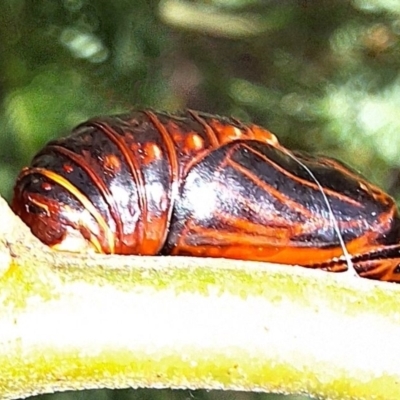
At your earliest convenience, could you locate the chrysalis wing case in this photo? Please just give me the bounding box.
[12,109,400,282]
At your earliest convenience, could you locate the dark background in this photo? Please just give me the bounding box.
[1,1,400,399]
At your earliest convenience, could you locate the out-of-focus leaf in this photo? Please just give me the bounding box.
[158,0,287,38]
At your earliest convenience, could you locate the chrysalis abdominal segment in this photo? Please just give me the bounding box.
[12,109,400,282]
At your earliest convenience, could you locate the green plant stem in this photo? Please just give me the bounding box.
[0,196,400,400]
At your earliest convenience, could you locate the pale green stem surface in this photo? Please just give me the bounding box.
[0,197,399,400]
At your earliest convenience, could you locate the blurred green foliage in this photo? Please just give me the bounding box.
[1,0,400,399]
